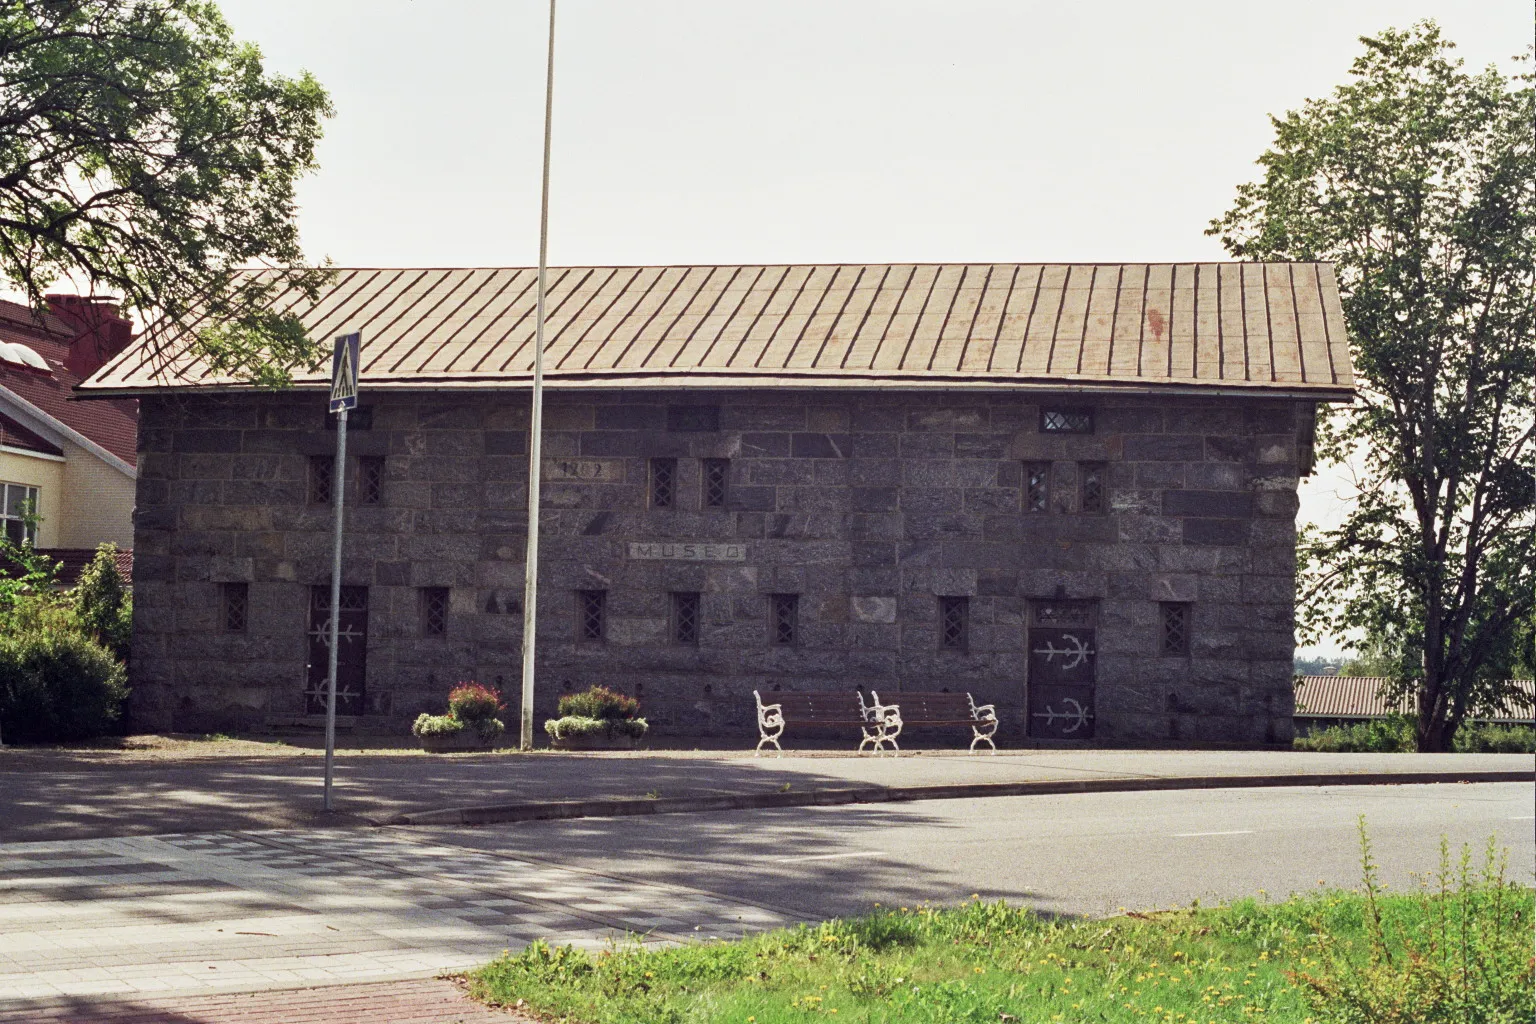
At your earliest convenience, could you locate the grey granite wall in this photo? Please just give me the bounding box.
[129,389,1308,745]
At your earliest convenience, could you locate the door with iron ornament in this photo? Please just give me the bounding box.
[1027,600,1096,739]
[305,585,369,715]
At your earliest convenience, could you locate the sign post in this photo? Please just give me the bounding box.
[324,332,359,811]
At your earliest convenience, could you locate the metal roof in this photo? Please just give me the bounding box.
[81,263,1355,397]
[1294,676,1536,723]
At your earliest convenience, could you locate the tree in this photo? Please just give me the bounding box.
[0,0,333,385]
[74,542,132,663]
[1209,23,1535,751]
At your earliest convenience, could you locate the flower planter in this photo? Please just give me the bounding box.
[418,731,499,753]
[549,732,639,751]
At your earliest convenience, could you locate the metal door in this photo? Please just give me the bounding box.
[305,585,368,715]
[1027,600,1096,739]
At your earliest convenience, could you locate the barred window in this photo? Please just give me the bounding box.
[649,457,676,508]
[309,455,334,504]
[1041,407,1094,433]
[702,458,729,508]
[222,582,248,633]
[672,591,701,646]
[1079,462,1106,515]
[1161,602,1191,655]
[360,457,385,505]
[422,587,449,637]
[769,593,798,645]
[1025,462,1051,514]
[939,596,968,650]
[577,589,606,642]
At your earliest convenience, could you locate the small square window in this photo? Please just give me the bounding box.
[1025,462,1051,514]
[672,591,701,646]
[649,458,676,508]
[769,593,798,646]
[577,589,606,642]
[939,596,969,650]
[309,455,334,504]
[702,459,729,508]
[1161,602,1191,655]
[222,582,248,633]
[1041,407,1094,434]
[422,587,449,637]
[1079,462,1106,515]
[360,457,385,505]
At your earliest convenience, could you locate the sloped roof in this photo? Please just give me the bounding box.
[1294,676,1536,723]
[81,263,1355,397]
[0,302,138,464]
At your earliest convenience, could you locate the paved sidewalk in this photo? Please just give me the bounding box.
[0,827,794,1006]
[3,746,1529,842]
[0,978,528,1023]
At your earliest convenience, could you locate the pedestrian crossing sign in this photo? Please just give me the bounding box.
[329,333,360,412]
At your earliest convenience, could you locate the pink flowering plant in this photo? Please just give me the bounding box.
[413,681,505,743]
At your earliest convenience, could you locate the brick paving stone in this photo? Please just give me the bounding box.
[0,977,533,1023]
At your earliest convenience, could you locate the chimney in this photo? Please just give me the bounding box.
[46,295,133,379]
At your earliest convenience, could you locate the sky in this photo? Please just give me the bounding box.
[208,1,1534,655]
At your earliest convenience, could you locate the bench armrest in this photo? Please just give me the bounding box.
[971,702,997,721]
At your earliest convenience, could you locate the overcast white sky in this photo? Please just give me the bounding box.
[213,1,1528,656]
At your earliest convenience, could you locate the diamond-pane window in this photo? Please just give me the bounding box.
[222,582,248,633]
[578,590,606,642]
[649,458,676,508]
[1025,462,1050,513]
[939,596,968,650]
[1080,462,1106,515]
[360,457,385,505]
[1162,602,1190,655]
[672,591,700,645]
[770,594,798,646]
[1041,408,1094,434]
[702,458,729,508]
[309,455,333,504]
[422,587,449,637]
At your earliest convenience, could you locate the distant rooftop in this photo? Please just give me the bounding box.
[81,263,1355,398]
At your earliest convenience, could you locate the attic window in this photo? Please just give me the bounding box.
[1041,407,1093,434]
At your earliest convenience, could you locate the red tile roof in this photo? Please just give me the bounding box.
[0,301,137,465]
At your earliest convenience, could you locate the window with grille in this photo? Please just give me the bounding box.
[422,587,449,637]
[702,458,729,508]
[672,591,701,645]
[309,455,333,504]
[1079,462,1106,515]
[769,593,798,645]
[222,583,248,633]
[939,596,969,650]
[1025,462,1051,513]
[577,589,607,642]
[1,482,39,545]
[1161,602,1191,655]
[360,457,385,505]
[1041,407,1094,433]
[649,458,676,508]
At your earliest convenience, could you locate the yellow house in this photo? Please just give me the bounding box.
[0,296,137,576]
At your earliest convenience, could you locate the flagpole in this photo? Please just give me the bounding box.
[520,0,556,750]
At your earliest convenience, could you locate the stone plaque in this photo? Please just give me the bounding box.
[628,541,746,562]
[542,457,623,482]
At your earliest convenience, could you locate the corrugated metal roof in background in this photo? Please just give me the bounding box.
[1294,676,1536,722]
[81,263,1355,395]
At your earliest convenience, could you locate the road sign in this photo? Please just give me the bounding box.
[329,332,360,412]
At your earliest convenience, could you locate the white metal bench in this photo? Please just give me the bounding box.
[753,690,899,755]
[870,690,997,752]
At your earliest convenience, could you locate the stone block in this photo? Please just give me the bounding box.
[1163,490,1253,518]
[1182,519,1250,545]
[1124,434,1203,461]
[791,433,850,458]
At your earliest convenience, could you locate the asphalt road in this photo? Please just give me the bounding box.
[416,781,1536,918]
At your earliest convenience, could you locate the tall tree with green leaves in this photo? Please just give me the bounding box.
[0,0,334,384]
[1210,22,1535,751]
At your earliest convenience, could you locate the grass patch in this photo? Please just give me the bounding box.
[468,826,1532,1024]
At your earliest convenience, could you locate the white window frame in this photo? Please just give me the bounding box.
[1,481,40,545]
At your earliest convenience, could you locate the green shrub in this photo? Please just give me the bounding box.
[73,543,132,664]
[447,682,502,722]
[412,712,505,741]
[557,684,639,721]
[1452,723,1536,753]
[544,715,648,741]
[1295,715,1415,752]
[0,617,128,742]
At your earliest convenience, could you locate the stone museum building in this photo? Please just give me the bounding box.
[81,263,1355,744]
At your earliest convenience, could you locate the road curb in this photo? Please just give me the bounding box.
[376,769,1533,827]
